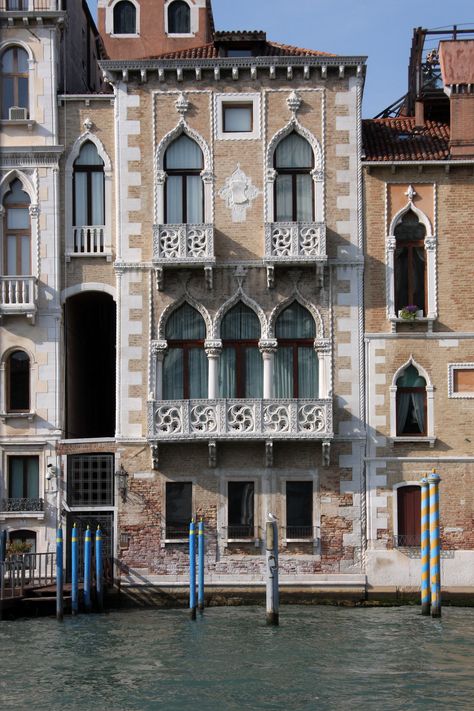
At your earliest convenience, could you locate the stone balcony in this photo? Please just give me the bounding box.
[153,223,215,289]
[0,0,62,11]
[148,398,333,442]
[0,276,37,323]
[66,226,112,261]
[264,222,327,287]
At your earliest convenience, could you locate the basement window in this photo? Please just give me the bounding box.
[165,482,192,540]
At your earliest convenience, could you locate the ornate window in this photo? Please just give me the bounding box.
[113,1,137,34]
[163,303,208,399]
[3,179,31,276]
[73,142,105,229]
[394,210,426,315]
[168,0,191,34]
[274,132,314,222]
[395,364,426,436]
[0,46,29,120]
[164,135,204,224]
[274,302,318,398]
[6,350,30,412]
[219,303,262,398]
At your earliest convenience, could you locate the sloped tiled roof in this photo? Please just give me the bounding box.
[148,41,335,60]
[362,117,450,161]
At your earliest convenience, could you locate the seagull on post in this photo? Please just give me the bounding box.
[267,512,278,522]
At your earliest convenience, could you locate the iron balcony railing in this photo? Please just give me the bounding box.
[394,534,421,548]
[222,525,261,543]
[284,525,315,540]
[153,224,215,264]
[164,525,189,540]
[148,398,333,441]
[1,497,44,513]
[265,222,327,263]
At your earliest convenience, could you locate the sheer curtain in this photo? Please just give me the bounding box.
[219,349,236,398]
[189,348,207,399]
[275,174,292,222]
[274,347,293,398]
[165,135,203,224]
[164,304,207,399]
[166,303,205,340]
[74,173,88,226]
[245,347,263,398]
[275,133,313,168]
[396,365,426,434]
[219,303,262,398]
[275,303,317,398]
[298,347,318,398]
[168,0,190,33]
[163,349,184,400]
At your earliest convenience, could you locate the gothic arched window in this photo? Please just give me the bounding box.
[73,142,105,228]
[394,210,426,315]
[396,364,426,436]
[1,46,29,120]
[274,132,314,222]
[219,303,262,398]
[168,0,191,34]
[163,303,207,399]
[275,302,318,398]
[3,179,31,276]
[7,349,30,412]
[113,1,137,34]
[164,135,204,224]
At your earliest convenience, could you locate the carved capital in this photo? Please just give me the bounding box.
[259,339,278,355]
[424,237,436,251]
[156,170,167,186]
[151,340,168,358]
[314,338,331,354]
[205,339,223,357]
[311,168,324,182]
[29,204,39,218]
[200,169,215,184]
[386,237,397,252]
[266,168,277,183]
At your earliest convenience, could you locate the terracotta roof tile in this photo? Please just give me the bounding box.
[148,41,335,60]
[362,117,450,161]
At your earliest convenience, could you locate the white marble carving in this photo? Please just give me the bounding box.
[219,164,261,223]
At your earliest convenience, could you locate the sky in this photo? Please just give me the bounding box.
[88,0,474,117]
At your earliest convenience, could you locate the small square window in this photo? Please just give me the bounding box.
[226,49,253,57]
[223,104,253,133]
[448,364,474,398]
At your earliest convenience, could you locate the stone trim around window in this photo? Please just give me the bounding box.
[214,93,261,141]
[105,0,140,38]
[389,356,435,445]
[448,363,474,399]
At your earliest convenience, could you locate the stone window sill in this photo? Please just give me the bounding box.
[0,411,35,423]
[391,436,436,448]
[0,119,35,130]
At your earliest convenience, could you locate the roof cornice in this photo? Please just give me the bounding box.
[100,55,367,71]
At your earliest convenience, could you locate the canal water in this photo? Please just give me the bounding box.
[1,606,473,710]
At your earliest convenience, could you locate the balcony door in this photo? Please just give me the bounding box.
[4,179,30,276]
[8,456,39,502]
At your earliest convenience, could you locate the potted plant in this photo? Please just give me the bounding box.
[6,540,32,563]
[398,305,423,320]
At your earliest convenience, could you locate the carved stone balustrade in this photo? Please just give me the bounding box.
[265,222,327,264]
[153,223,215,289]
[0,276,37,323]
[148,398,333,442]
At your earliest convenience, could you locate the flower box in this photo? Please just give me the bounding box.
[398,307,424,320]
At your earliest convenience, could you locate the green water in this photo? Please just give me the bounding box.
[1,606,473,710]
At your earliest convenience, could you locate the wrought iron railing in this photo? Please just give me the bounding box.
[284,525,315,540]
[265,222,326,262]
[148,398,333,441]
[0,276,36,309]
[164,525,189,540]
[1,497,44,513]
[394,534,421,548]
[153,224,215,263]
[222,525,260,542]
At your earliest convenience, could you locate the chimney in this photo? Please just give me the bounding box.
[439,40,474,158]
[415,100,425,128]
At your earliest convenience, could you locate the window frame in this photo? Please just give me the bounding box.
[390,359,434,444]
[6,349,30,413]
[3,179,31,276]
[393,482,421,548]
[8,455,39,500]
[395,384,427,437]
[222,102,253,134]
[108,0,140,37]
[164,138,204,225]
[167,0,192,35]
[274,134,315,223]
[215,94,261,141]
[67,453,115,507]
[73,144,105,228]
[227,480,255,541]
[164,481,193,541]
[0,45,29,120]
[113,0,137,35]
[448,363,474,399]
[220,304,262,399]
[285,480,313,541]
[394,211,427,315]
[164,338,206,400]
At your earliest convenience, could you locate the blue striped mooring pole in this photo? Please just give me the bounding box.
[189,519,197,620]
[428,470,442,618]
[95,525,103,613]
[84,525,92,613]
[420,478,430,615]
[198,519,204,613]
[56,527,64,622]
[71,523,79,615]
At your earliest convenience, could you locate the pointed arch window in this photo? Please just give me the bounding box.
[396,364,426,436]
[168,0,191,34]
[7,350,30,412]
[73,142,105,228]
[275,302,318,398]
[394,210,426,315]
[164,135,204,224]
[219,303,262,398]
[1,46,29,120]
[3,179,31,276]
[274,132,314,222]
[163,303,208,399]
[113,1,137,34]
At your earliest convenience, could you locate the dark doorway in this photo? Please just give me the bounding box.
[66,511,114,582]
[397,485,421,546]
[65,292,116,439]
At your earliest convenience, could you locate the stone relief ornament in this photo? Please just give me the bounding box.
[218,164,261,223]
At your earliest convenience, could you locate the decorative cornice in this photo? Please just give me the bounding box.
[0,148,63,167]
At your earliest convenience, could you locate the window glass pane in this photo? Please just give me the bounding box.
[163,348,184,400]
[274,346,293,398]
[20,235,30,274]
[4,179,29,204]
[413,247,425,313]
[7,207,29,229]
[67,454,114,506]
[226,49,253,57]
[1,48,14,73]
[245,347,263,398]
[186,175,203,223]
[397,364,426,387]
[397,392,425,434]
[91,171,105,224]
[165,135,203,170]
[395,246,409,311]
[228,481,254,536]
[296,174,313,221]
[394,210,426,241]
[222,303,260,339]
[27,458,39,499]
[9,458,24,498]
[188,348,208,399]
[9,351,29,411]
[74,142,104,166]
[223,106,252,132]
[16,48,29,73]
[113,1,136,34]
[275,174,293,222]
[219,348,236,398]
[10,530,36,554]
[286,481,312,529]
[166,303,205,340]
[2,78,14,118]
[74,172,88,225]
[166,482,192,537]
[276,302,315,339]
[168,0,191,33]
[298,347,318,398]
[275,133,313,168]
[166,175,183,223]
[18,77,28,109]
[6,235,17,275]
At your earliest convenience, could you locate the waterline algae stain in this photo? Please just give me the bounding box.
[1,607,474,710]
